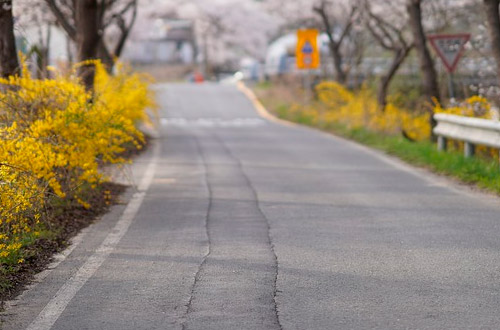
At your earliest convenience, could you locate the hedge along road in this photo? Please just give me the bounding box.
[4,83,500,330]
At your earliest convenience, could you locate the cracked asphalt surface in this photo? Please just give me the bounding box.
[4,83,500,329]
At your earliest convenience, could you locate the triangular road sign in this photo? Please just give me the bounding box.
[428,34,470,73]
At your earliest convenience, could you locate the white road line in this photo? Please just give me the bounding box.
[4,228,86,311]
[160,117,266,127]
[26,140,160,330]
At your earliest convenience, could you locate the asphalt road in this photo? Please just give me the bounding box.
[4,83,500,330]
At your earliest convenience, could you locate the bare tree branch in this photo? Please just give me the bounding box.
[363,0,413,110]
[313,0,358,84]
[113,0,137,57]
[44,0,139,73]
[44,0,76,39]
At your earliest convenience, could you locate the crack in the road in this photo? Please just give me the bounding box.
[181,134,213,330]
[182,132,283,330]
[214,133,284,330]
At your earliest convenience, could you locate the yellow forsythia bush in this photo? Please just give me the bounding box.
[434,95,498,158]
[287,81,496,155]
[314,81,430,140]
[0,61,154,264]
[434,95,494,119]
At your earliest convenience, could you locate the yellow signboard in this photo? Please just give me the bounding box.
[296,29,320,70]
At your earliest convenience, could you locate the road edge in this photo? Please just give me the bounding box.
[1,135,161,329]
[23,138,160,330]
[237,81,500,207]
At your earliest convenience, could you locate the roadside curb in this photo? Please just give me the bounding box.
[236,81,298,128]
[237,81,500,208]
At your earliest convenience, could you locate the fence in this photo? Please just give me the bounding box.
[433,113,500,159]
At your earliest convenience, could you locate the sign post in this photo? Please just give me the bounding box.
[428,34,470,99]
[296,29,320,103]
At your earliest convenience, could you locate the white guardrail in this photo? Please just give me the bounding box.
[433,113,500,158]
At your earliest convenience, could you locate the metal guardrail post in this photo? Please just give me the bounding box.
[434,114,500,163]
[464,142,475,158]
[437,136,447,151]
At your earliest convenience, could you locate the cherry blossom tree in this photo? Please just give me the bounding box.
[41,0,138,89]
[13,0,56,77]
[484,0,500,92]
[313,0,359,84]
[363,0,413,109]
[133,0,277,76]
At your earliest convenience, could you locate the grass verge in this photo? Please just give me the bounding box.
[253,84,500,195]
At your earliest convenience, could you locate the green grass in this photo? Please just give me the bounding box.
[255,89,500,195]
[0,179,126,301]
[0,228,56,293]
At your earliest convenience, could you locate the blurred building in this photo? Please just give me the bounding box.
[122,18,196,65]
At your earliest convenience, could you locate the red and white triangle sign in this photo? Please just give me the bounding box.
[428,34,470,73]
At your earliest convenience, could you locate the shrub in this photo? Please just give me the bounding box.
[0,61,154,265]
[313,81,430,141]
[434,95,494,119]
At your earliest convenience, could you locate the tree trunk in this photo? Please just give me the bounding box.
[330,44,347,84]
[113,2,137,61]
[97,42,114,71]
[43,25,51,77]
[66,34,74,65]
[75,0,101,90]
[484,0,500,91]
[314,3,349,84]
[407,0,440,140]
[37,24,51,79]
[0,1,19,78]
[378,47,412,110]
[46,0,138,75]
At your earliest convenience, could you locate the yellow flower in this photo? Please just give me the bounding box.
[0,59,155,260]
